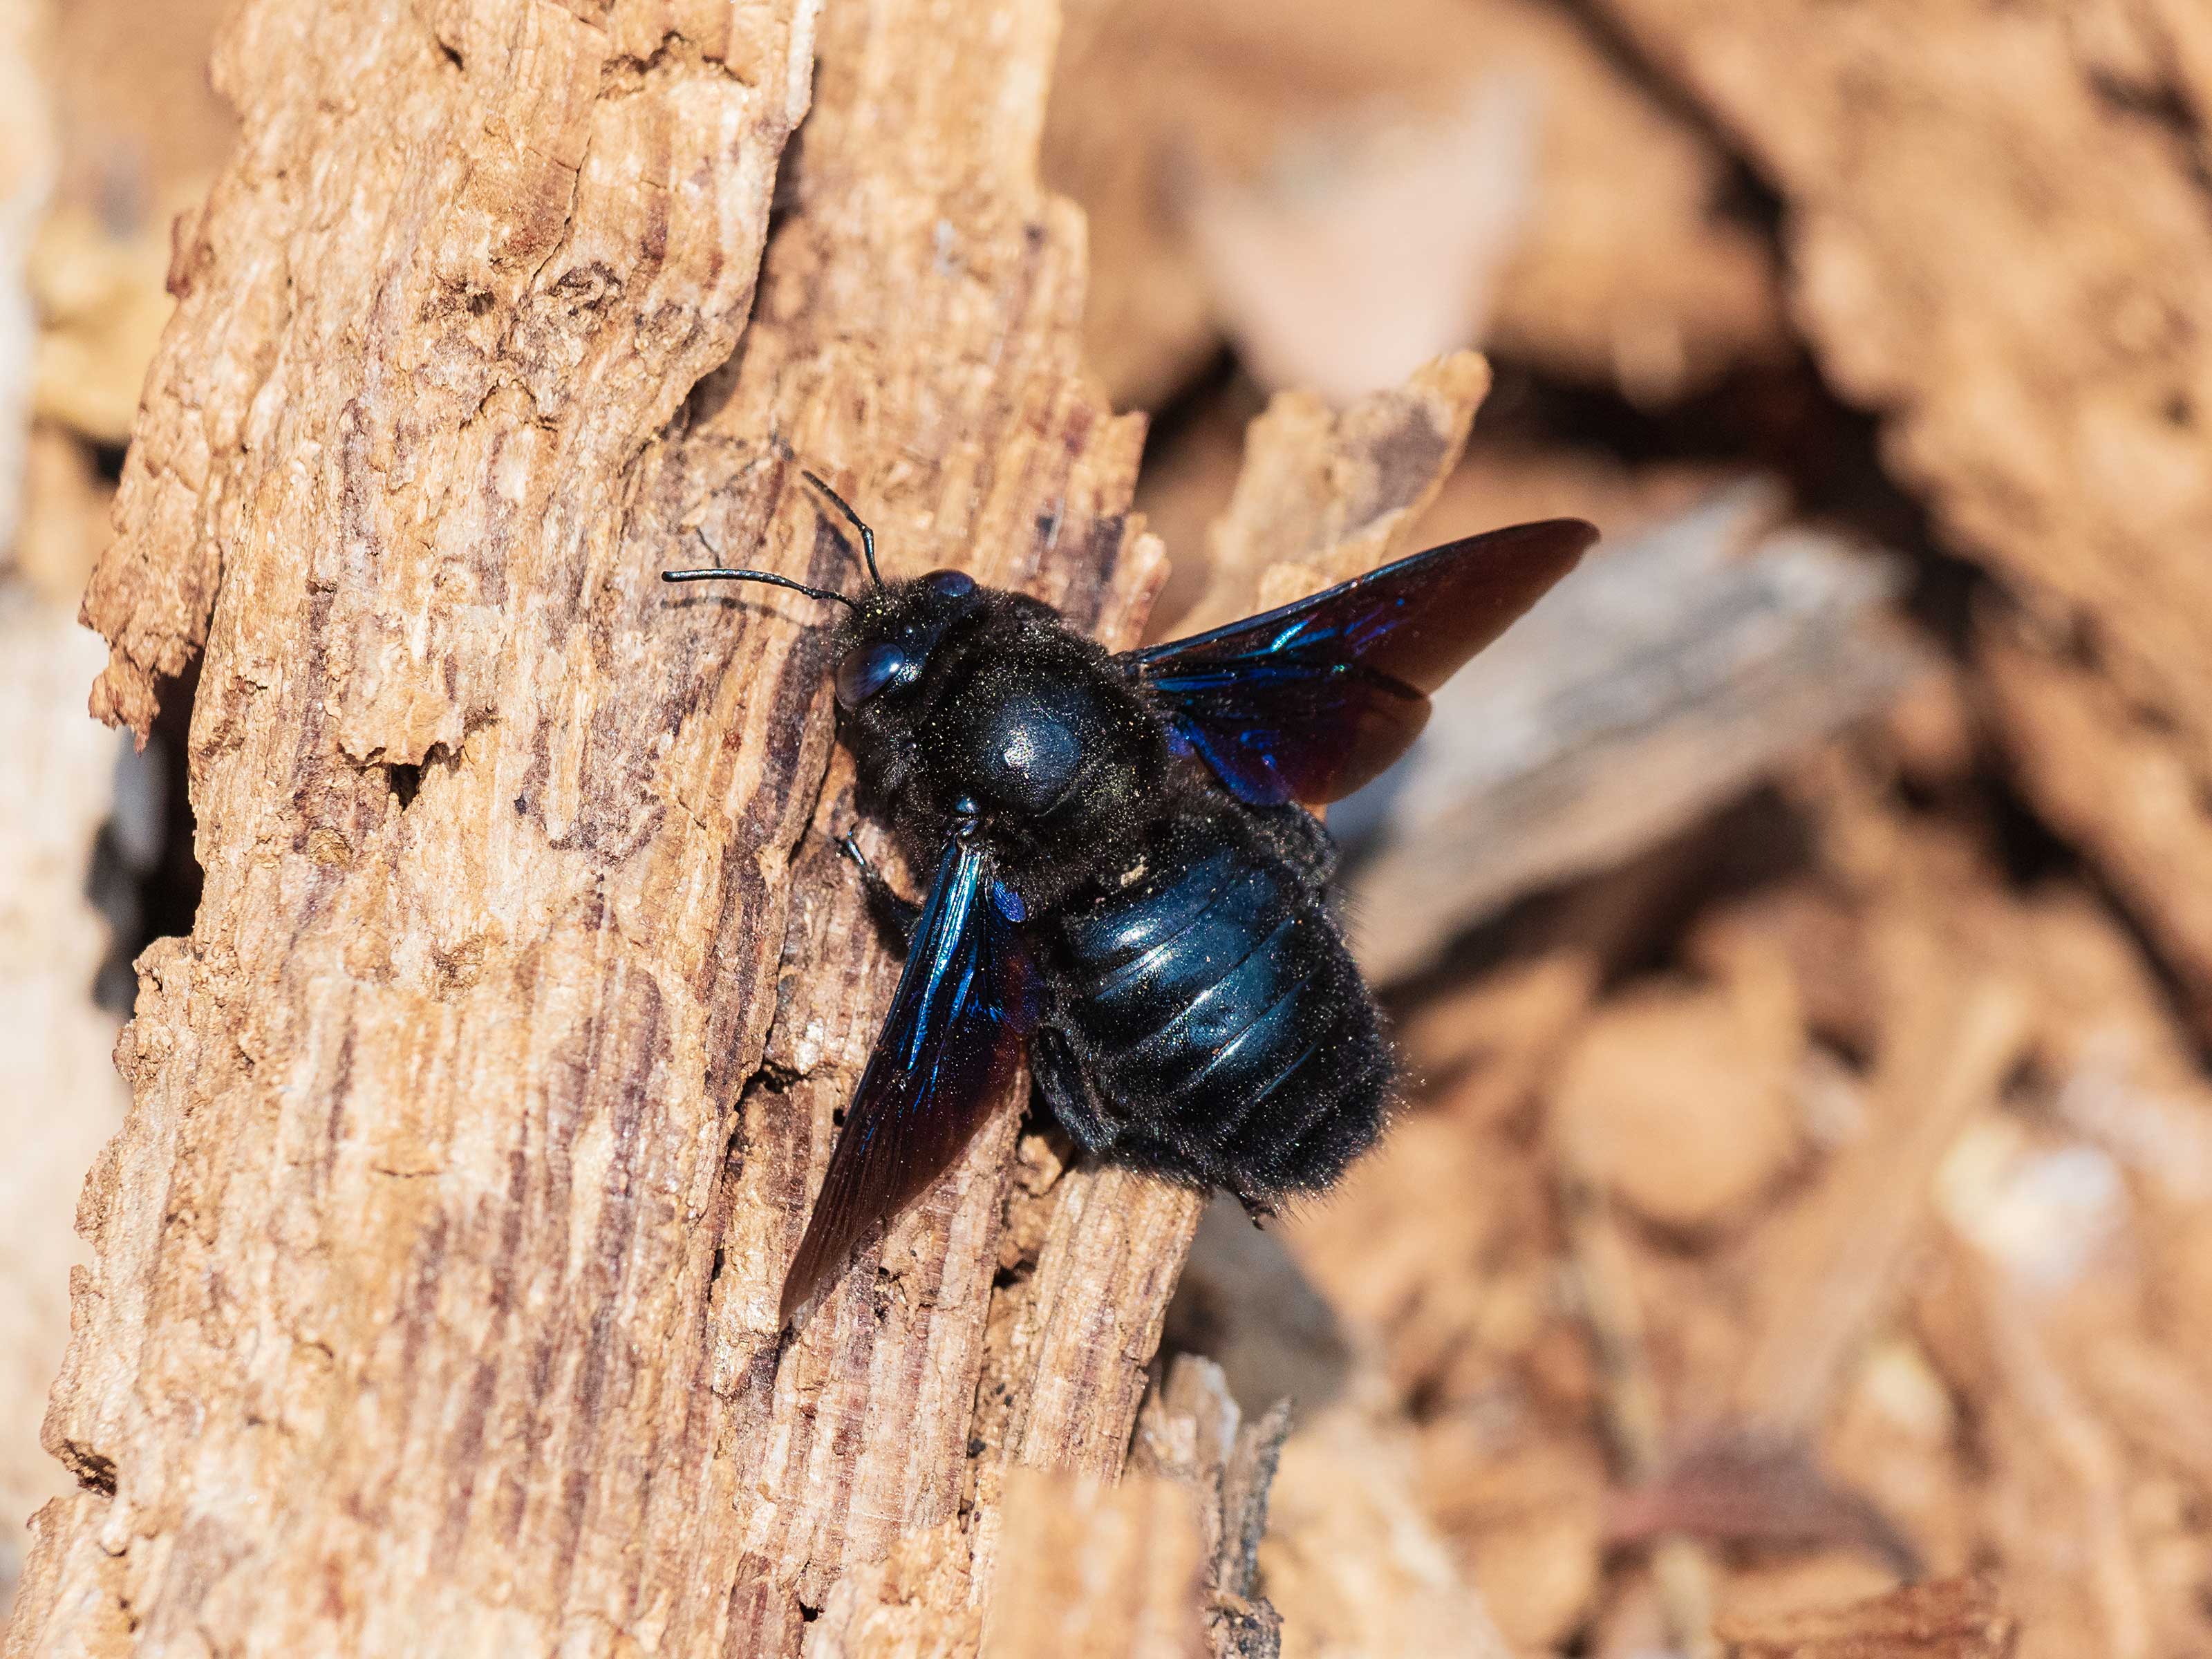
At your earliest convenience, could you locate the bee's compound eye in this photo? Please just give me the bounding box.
[920,569,977,599]
[836,641,912,708]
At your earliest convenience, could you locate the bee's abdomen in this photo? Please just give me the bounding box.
[1049,817,1392,1198]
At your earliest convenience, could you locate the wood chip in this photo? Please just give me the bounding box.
[1553,978,1802,1234]
[1132,1354,1293,1659]
[1260,1407,1517,1659]
[1718,1573,2017,1659]
[1177,351,1491,634]
[1732,961,2032,1434]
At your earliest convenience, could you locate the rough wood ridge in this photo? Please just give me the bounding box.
[6,0,1490,1652]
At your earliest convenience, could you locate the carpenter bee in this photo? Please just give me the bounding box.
[665,472,1595,1322]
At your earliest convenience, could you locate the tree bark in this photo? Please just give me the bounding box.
[8,1,1491,1652]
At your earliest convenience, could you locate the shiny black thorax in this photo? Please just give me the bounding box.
[830,573,1390,1204]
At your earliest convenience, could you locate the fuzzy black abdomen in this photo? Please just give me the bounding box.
[1045,814,1392,1199]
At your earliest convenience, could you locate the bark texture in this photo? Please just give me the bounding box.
[1130,1356,1291,1659]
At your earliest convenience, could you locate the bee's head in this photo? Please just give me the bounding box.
[829,568,982,709]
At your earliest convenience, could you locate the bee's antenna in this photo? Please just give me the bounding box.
[799,469,884,589]
[662,528,857,608]
[659,565,859,609]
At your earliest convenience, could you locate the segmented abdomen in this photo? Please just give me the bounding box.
[1049,814,1391,1198]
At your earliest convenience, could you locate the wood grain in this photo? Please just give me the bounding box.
[20,0,1169,1647]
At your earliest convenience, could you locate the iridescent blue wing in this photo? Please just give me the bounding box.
[780,838,1039,1324]
[1125,520,1597,807]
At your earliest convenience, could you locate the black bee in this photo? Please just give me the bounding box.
[665,473,1594,1322]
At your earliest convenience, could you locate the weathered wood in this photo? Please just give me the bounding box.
[1175,353,1489,635]
[1718,1573,2017,1659]
[1131,1355,1292,1659]
[799,359,1493,1654]
[978,1470,1205,1659]
[1259,1401,1517,1659]
[22,0,1177,1648]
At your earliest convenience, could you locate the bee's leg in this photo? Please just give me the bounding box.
[839,832,922,950]
[1236,1192,1280,1230]
[1030,1028,1120,1157]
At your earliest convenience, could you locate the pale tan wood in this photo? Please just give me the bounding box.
[979,1469,1205,1659]
[1344,486,1929,984]
[1718,1573,2017,1659]
[1177,351,1490,635]
[19,0,1174,1648]
[803,355,1495,1651]
[1730,965,2033,1436]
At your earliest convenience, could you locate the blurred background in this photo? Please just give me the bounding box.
[6,1,2210,1654]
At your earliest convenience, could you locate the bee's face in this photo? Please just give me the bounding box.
[833,569,982,710]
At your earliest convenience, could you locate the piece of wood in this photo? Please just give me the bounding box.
[1258,1403,1518,1659]
[1131,1355,1293,1659]
[1718,1573,2017,1659]
[1978,621,2212,1036]
[800,360,1495,1655]
[1174,350,1490,635]
[13,2,1499,1649]
[1588,0,2212,1031]
[24,0,1177,1648]
[805,1467,1209,1659]
[1730,963,2032,1436]
[1342,484,1930,983]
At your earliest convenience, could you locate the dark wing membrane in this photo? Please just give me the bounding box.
[1127,519,1598,807]
[779,839,1039,1324]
